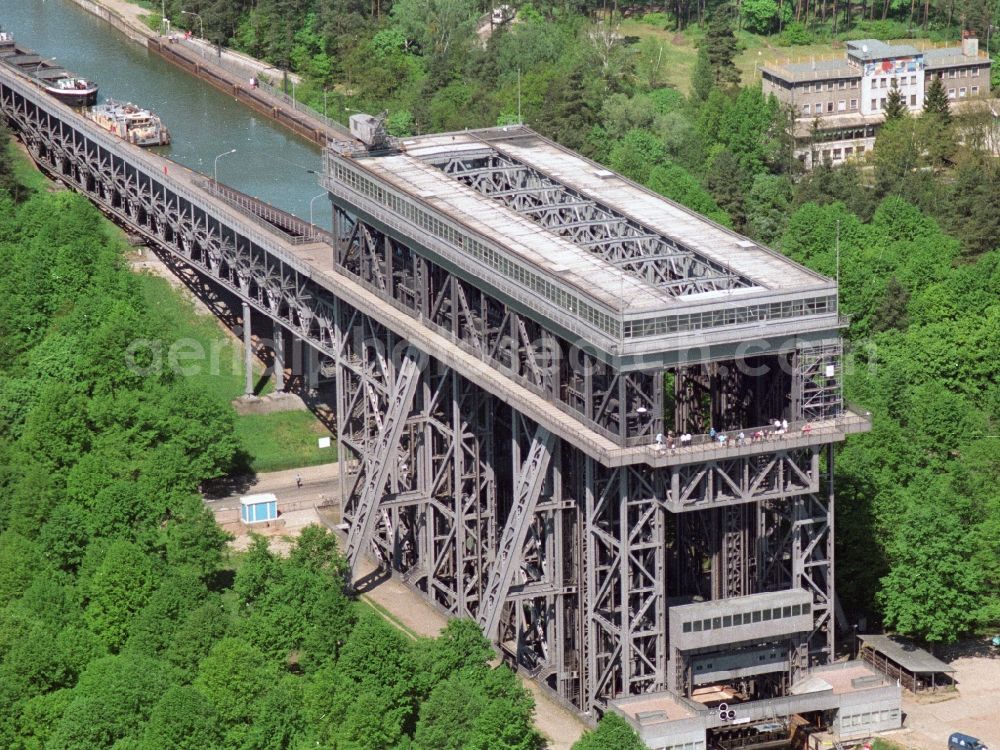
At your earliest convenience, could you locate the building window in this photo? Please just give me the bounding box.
[838,100,847,111]
[833,148,842,159]
[815,102,823,113]
[802,103,810,114]
[827,101,834,112]
[880,97,886,108]
[851,79,858,88]
[845,146,854,155]
[963,68,969,77]
[839,80,847,89]
[910,94,917,105]
[949,69,956,78]
[871,98,877,109]
[972,85,980,95]
[850,98,858,109]
[948,88,956,98]
[723,615,732,627]
[880,78,887,88]
[960,87,967,97]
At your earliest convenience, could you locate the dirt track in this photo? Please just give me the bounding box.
[889,643,1000,750]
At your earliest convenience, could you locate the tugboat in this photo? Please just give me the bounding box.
[86,99,171,147]
[0,29,98,106]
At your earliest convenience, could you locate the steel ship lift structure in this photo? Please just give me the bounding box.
[0,65,874,730]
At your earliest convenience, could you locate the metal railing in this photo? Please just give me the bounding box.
[639,410,871,460]
[203,178,329,245]
[178,38,348,136]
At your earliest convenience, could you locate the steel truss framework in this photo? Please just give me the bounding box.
[426,149,754,296]
[332,205,663,446]
[1,75,842,718]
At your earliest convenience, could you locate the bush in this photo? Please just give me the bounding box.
[740,0,789,35]
[637,11,671,28]
[778,22,815,46]
[849,19,912,40]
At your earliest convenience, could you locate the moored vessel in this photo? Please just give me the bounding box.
[0,28,98,106]
[86,99,171,147]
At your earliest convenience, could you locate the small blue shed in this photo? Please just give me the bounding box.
[240,493,278,524]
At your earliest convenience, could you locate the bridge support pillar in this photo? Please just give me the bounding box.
[273,321,285,392]
[242,302,253,397]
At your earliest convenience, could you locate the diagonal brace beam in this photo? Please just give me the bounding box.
[478,426,554,640]
[345,346,423,574]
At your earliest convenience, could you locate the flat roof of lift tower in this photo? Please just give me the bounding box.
[341,126,833,314]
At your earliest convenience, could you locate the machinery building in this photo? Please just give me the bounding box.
[762,34,991,168]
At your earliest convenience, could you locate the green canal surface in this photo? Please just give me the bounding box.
[0,0,332,228]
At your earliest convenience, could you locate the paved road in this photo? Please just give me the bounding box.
[204,461,341,514]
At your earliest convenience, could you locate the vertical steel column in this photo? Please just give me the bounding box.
[273,320,285,391]
[242,301,253,396]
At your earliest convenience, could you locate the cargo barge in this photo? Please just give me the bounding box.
[86,99,171,147]
[0,29,98,106]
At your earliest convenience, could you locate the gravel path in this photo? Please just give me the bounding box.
[893,649,1000,750]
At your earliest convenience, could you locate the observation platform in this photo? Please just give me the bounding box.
[324,127,842,363]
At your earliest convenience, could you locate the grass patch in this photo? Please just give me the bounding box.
[134,273,272,403]
[234,411,337,473]
[134,273,337,474]
[357,598,421,640]
[620,20,698,93]
[871,739,909,750]
[8,139,53,194]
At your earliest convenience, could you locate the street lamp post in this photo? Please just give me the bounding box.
[181,10,203,39]
[309,192,326,235]
[213,148,236,188]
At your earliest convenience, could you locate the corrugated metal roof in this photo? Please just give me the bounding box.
[859,634,957,673]
[375,129,831,315]
[366,152,666,315]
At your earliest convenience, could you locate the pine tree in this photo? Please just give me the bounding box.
[923,75,952,125]
[703,10,740,90]
[883,82,908,122]
[691,47,715,102]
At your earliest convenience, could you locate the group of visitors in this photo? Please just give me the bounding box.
[653,418,815,452]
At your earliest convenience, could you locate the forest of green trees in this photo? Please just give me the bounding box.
[0,129,609,749]
[156,0,1000,644]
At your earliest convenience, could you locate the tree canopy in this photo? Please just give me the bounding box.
[0,146,546,749]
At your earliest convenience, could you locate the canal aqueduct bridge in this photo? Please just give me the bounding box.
[0,64,872,727]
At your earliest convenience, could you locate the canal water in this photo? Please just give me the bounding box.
[0,0,332,227]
